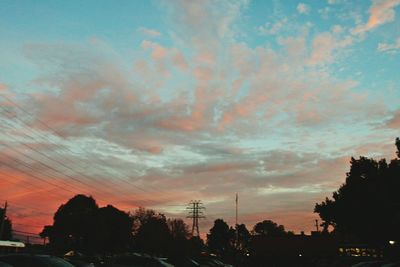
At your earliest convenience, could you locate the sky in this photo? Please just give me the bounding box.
[0,0,400,240]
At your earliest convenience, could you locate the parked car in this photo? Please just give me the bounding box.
[0,254,75,267]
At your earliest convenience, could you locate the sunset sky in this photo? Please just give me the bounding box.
[1,0,400,240]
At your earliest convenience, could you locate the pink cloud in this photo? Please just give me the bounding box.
[353,0,400,34]
[308,32,353,65]
[158,115,202,132]
[141,40,168,60]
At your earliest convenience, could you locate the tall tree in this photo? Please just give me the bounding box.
[315,139,400,244]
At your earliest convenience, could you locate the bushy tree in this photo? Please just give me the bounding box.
[252,220,288,236]
[43,195,132,253]
[51,194,98,252]
[315,139,400,244]
[131,207,163,235]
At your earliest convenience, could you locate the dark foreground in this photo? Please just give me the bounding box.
[1,252,400,267]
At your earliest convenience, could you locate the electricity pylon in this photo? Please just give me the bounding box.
[186,200,205,237]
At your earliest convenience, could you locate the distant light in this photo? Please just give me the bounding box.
[299,254,302,257]
[389,240,396,245]
[246,253,250,257]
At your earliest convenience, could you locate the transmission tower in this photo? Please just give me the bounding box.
[186,200,205,237]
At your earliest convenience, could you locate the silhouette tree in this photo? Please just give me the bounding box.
[46,195,136,253]
[46,194,98,252]
[187,236,205,255]
[131,207,163,235]
[39,225,53,243]
[315,139,400,244]
[236,224,251,252]
[134,214,171,256]
[207,219,235,257]
[93,205,133,253]
[396,137,400,158]
[252,220,288,236]
[168,218,190,240]
[0,208,12,240]
[166,218,195,264]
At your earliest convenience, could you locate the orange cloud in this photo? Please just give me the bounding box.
[353,0,400,34]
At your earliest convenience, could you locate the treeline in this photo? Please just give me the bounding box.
[40,195,202,259]
[38,194,294,263]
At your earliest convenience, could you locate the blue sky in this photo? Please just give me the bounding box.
[0,0,399,236]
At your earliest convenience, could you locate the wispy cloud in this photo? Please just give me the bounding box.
[378,37,400,52]
[138,27,162,37]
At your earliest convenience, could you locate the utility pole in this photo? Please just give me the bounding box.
[315,219,319,232]
[235,193,239,247]
[186,200,205,237]
[0,201,8,240]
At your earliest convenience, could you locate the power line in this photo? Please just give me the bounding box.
[13,229,41,236]
[0,96,175,198]
[0,174,65,213]
[0,98,182,207]
[0,130,170,209]
[0,117,155,205]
